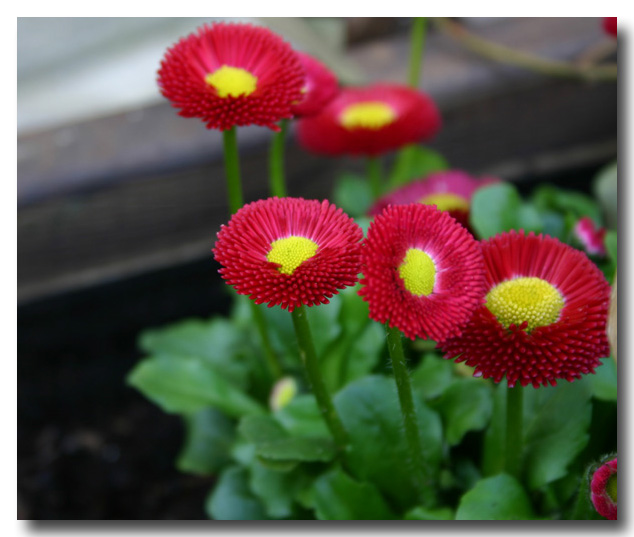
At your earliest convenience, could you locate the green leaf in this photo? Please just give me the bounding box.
[411,353,454,401]
[249,461,311,519]
[604,230,617,265]
[523,379,593,490]
[205,466,267,520]
[388,145,449,188]
[176,408,235,475]
[274,394,330,438]
[405,506,454,520]
[470,183,542,239]
[310,467,396,520]
[589,358,617,402]
[455,474,534,520]
[238,415,336,463]
[334,375,443,511]
[532,184,602,223]
[333,173,374,217]
[138,317,248,387]
[434,378,493,446]
[126,354,264,417]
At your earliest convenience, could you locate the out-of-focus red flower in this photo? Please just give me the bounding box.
[297,84,441,156]
[591,457,617,520]
[358,203,486,341]
[158,23,304,131]
[603,17,617,37]
[213,197,363,312]
[440,230,611,388]
[369,170,499,229]
[574,216,607,257]
[291,52,339,118]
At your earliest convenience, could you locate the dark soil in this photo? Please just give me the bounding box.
[18,259,231,520]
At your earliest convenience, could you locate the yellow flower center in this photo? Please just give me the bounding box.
[398,248,436,297]
[486,277,565,332]
[606,474,617,503]
[339,102,396,130]
[205,65,258,98]
[267,236,318,275]
[419,193,470,212]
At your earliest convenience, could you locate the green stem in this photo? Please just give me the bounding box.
[367,157,383,199]
[269,119,288,198]
[391,18,428,190]
[249,300,283,380]
[386,325,434,507]
[291,307,348,451]
[505,384,524,479]
[222,127,244,214]
[408,17,427,88]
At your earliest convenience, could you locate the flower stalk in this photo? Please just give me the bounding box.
[367,156,383,198]
[505,384,524,479]
[291,306,348,451]
[269,119,289,198]
[386,324,434,507]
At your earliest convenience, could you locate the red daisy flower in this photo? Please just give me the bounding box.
[291,52,339,118]
[439,230,611,388]
[369,170,499,228]
[358,204,486,341]
[157,23,305,131]
[591,457,617,520]
[603,17,617,37]
[297,83,441,156]
[213,198,363,311]
[574,216,607,257]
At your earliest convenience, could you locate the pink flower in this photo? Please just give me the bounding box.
[291,52,339,118]
[574,217,607,257]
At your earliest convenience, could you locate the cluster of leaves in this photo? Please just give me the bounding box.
[127,149,616,520]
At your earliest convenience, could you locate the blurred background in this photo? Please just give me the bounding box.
[17,17,617,519]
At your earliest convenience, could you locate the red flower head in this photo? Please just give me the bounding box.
[358,204,486,341]
[291,52,339,118]
[591,457,617,520]
[297,84,441,156]
[603,17,617,37]
[158,23,305,131]
[213,198,363,311]
[369,170,499,228]
[574,216,607,257]
[439,230,611,388]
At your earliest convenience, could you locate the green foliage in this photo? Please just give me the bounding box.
[126,354,264,417]
[388,145,450,188]
[432,378,493,446]
[411,353,454,401]
[177,408,235,475]
[470,183,543,239]
[309,467,397,520]
[334,375,443,511]
[332,173,374,217]
[405,506,454,520]
[238,415,336,464]
[523,380,593,490]
[456,474,534,520]
[589,358,617,402]
[205,466,267,520]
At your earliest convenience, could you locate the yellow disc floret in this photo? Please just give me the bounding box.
[340,102,397,130]
[205,65,258,98]
[267,236,318,275]
[398,248,436,297]
[419,193,470,212]
[486,276,565,332]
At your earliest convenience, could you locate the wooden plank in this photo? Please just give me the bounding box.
[17,18,617,304]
